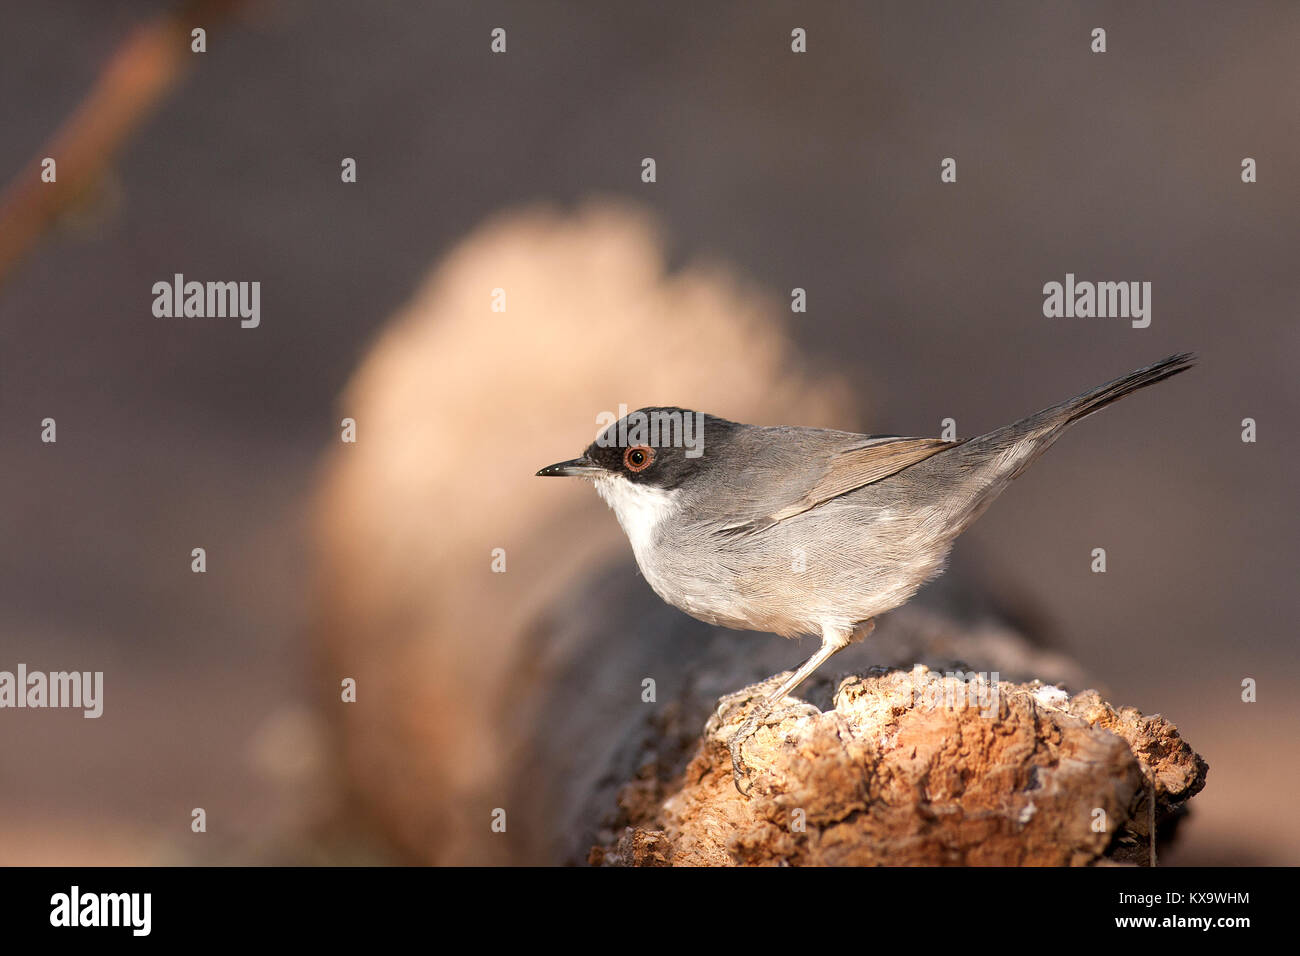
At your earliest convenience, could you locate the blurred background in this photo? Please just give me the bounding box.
[0,1,1296,865]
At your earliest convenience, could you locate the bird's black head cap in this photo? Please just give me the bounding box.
[582,406,736,489]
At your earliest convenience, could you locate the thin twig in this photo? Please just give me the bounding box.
[0,0,247,289]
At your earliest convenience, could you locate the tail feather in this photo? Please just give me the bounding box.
[897,352,1195,543]
[1059,352,1196,425]
[956,352,1196,487]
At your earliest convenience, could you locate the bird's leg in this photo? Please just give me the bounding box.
[729,622,870,796]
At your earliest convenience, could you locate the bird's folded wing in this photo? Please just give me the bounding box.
[718,436,958,534]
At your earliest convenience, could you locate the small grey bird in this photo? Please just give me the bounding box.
[537,353,1194,793]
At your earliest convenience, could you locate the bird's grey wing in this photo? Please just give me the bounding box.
[714,434,960,535]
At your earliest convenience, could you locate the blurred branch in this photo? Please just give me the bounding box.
[0,0,247,289]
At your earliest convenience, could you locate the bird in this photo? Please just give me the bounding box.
[537,353,1195,794]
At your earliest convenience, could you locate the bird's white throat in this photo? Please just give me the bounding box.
[593,474,679,558]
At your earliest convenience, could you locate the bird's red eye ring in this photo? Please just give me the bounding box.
[624,445,654,472]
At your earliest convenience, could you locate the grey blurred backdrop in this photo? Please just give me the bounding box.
[0,1,1296,864]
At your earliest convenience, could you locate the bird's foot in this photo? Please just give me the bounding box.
[726,694,820,798]
[728,707,764,797]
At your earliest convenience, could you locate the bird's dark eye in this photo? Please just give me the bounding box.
[624,445,654,472]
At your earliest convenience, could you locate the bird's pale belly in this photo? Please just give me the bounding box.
[635,502,954,639]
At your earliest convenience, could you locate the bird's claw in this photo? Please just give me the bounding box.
[730,734,753,796]
[725,692,822,797]
[728,708,765,798]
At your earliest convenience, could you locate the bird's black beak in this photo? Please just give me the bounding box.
[536,455,604,477]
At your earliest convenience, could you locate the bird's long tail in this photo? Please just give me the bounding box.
[988,351,1196,467]
[924,352,1195,531]
[1052,352,1196,427]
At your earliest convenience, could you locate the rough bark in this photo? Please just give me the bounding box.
[590,667,1207,866]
